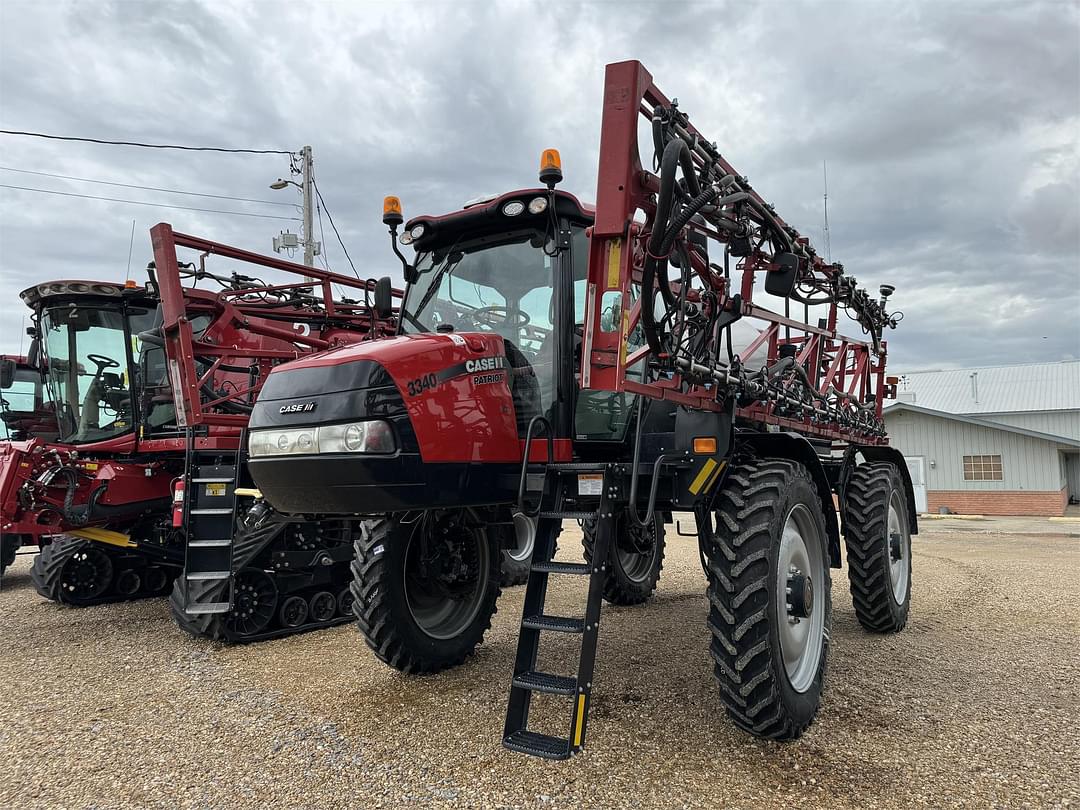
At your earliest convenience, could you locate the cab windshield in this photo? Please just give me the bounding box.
[403,228,587,430]
[40,304,152,443]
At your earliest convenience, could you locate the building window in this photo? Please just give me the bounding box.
[963,454,1003,481]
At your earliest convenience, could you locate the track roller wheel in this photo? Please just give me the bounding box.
[582,510,665,605]
[114,569,141,598]
[843,462,912,632]
[279,595,308,628]
[309,590,337,623]
[144,566,170,595]
[336,586,355,617]
[704,457,831,740]
[351,509,500,674]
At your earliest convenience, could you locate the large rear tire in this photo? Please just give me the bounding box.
[351,509,500,674]
[843,462,911,632]
[705,457,831,740]
[582,511,665,605]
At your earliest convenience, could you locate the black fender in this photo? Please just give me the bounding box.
[733,432,842,568]
[845,444,919,536]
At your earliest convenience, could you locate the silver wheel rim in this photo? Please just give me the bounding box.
[777,503,826,694]
[508,512,536,563]
[403,517,489,641]
[887,491,910,604]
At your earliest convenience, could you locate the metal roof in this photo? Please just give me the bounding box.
[883,402,1080,448]
[885,360,1080,415]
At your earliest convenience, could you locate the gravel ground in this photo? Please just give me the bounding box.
[1,521,1077,809]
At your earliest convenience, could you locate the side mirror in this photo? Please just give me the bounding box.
[374,276,394,319]
[0,358,15,389]
[764,252,800,297]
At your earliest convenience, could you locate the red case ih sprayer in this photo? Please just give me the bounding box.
[0,252,402,640]
[222,60,913,756]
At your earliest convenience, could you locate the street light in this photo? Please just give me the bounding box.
[269,178,297,191]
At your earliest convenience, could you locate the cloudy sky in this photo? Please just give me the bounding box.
[0,0,1077,371]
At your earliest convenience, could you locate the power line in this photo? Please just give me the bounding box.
[311,177,361,279]
[0,183,300,221]
[0,166,297,207]
[0,129,293,155]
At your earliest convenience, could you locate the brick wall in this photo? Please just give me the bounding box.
[926,487,1067,517]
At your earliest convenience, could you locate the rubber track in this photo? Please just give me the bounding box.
[350,515,501,674]
[705,457,827,740]
[843,462,909,632]
[170,518,353,643]
[1,534,19,574]
[582,515,665,606]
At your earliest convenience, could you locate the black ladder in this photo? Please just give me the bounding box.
[180,437,242,616]
[502,463,618,760]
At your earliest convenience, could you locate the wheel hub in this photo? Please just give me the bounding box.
[786,571,813,619]
[889,531,904,562]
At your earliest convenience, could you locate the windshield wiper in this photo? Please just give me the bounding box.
[408,250,464,332]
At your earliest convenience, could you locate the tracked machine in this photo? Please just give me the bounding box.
[0,253,401,640]
[243,60,914,756]
[0,352,56,574]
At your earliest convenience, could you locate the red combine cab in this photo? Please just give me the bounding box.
[240,59,914,757]
[0,352,57,573]
[0,254,403,640]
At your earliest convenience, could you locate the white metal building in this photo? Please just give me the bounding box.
[882,361,1080,516]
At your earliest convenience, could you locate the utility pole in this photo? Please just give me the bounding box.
[301,145,315,271]
[271,146,319,282]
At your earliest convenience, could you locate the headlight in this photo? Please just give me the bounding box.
[318,421,396,454]
[502,200,525,217]
[399,231,414,245]
[248,421,396,458]
[409,223,426,239]
[527,196,547,214]
[249,427,318,457]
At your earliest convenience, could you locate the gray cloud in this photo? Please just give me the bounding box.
[1,0,1077,370]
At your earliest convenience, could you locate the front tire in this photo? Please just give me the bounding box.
[843,462,911,632]
[582,510,665,605]
[351,509,501,674]
[705,457,831,740]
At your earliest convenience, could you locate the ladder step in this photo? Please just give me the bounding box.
[188,539,231,548]
[184,602,231,615]
[503,730,572,760]
[538,511,595,521]
[522,614,584,634]
[531,561,590,575]
[544,462,610,472]
[189,508,234,515]
[512,670,577,696]
[186,571,230,581]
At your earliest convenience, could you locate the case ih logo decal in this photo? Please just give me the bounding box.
[279,402,317,414]
[402,356,510,396]
[465,356,505,373]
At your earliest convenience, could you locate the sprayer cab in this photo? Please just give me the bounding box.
[245,179,596,516]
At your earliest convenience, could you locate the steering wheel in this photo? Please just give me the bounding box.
[86,354,120,372]
[470,306,531,330]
